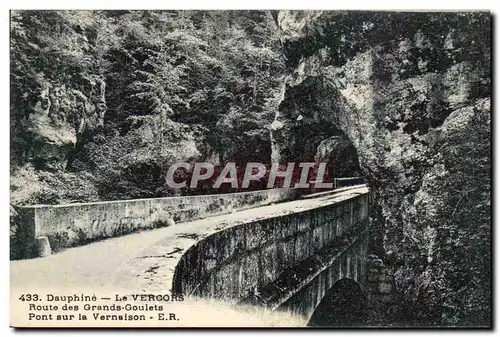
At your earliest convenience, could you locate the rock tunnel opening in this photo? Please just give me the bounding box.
[272,76,363,184]
[274,74,386,258]
[307,278,366,327]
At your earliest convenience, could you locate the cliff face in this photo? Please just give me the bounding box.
[275,11,491,325]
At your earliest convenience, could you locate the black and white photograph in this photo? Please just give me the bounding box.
[8,9,492,328]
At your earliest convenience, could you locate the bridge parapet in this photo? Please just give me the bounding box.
[11,189,299,259]
[172,188,370,310]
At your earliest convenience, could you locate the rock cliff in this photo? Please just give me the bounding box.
[275,11,491,325]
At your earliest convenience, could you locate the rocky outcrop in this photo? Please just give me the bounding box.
[10,11,108,171]
[275,11,491,325]
[24,74,106,171]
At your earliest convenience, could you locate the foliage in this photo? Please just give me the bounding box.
[10,10,285,202]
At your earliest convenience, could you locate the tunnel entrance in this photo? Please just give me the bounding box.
[307,278,366,327]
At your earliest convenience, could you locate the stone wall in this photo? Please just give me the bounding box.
[362,256,400,325]
[172,191,369,312]
[365,257,396,309]
[12,189,299,259]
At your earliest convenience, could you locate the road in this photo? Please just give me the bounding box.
[11,185,368,293]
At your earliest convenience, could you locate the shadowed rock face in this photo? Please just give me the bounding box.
[315,136,361,178]
[275,11,491,325]
[307,278,365,327]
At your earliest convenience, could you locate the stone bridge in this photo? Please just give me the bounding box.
[172,188,369,322]
[11,185,371,325]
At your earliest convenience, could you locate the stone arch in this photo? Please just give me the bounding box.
[307,278,366,327]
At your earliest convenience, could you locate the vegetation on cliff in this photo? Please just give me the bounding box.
[11,10,285,204]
